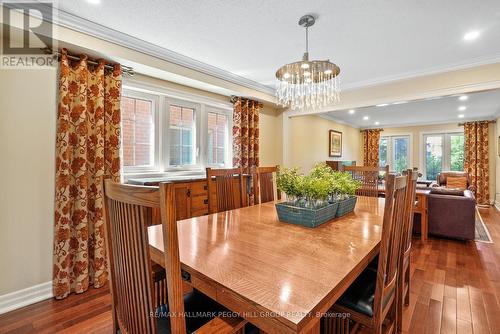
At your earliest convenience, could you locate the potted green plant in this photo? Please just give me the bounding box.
[275,164,355,227]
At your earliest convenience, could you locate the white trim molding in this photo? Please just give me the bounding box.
[0,281,52,315]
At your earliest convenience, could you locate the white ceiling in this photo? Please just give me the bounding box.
[321,88,500,128]
[58,0,500,90]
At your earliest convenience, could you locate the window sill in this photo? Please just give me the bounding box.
[123,170,207,183]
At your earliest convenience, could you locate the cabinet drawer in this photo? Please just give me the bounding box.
[191,195,208,211]
[190,181,208,196]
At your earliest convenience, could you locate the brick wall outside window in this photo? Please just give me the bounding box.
[121,96,153,167]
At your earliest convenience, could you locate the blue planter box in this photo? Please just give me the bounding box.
[335,196,357,217]
[275,201,339,228]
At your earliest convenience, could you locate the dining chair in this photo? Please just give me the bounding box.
[102,180,246,334]
[327,173,408,334]
[342,165,389,198]
[251,165,281,204]
[396,169,418,334]
[206,167,246,213]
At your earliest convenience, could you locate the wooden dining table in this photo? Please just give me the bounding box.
[148,196,385,334]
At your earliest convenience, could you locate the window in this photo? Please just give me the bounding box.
[121,93,156,169]
[207,111,228,166]
[423,132,464,180]
[169,105,196,166]
[379,135,410,173]
[121,84,232,175]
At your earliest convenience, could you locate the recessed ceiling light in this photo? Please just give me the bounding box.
[392,101,408,105]
[458,95,468,101]
[348,109,355,114]
[363,116,369,120]
[86,0,101,4]
[458,106,467,111]
[463,30,480,41]
[458,114,465,118]
[375,103,389,107]
[374,121,380,125]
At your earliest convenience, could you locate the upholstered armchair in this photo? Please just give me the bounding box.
[432,171,476,193]
[426,171,476,240]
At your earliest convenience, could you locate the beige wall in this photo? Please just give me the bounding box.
[0,68,57,294]
[378,123,496,203]
[286,115,362,173]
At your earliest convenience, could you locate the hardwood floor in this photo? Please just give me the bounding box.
[1,207,499,334]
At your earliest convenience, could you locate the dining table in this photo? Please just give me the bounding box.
[148,196,385,334]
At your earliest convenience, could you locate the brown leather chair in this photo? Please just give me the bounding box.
[434,171,475,192]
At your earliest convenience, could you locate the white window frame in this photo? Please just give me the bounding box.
[121,79,233,178]
[379,134,412,172]
[420,130,464,181]
[204,106,233,168]
[163,97,201,171]
[121,89,159,174]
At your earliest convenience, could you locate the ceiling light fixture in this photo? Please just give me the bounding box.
[348,109,355,114]
[275,15,340,110]
[363,116,369,120]
[458,106,467,111]
[375,103,389,107]
[458,114,465,118]
[458,95,468,101]
[463,30,480,41]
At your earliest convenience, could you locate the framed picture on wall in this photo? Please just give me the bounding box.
[329,130,342,157]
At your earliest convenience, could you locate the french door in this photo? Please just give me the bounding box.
[423,132,464,181]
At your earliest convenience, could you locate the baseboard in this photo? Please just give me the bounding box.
[0,281,52,315]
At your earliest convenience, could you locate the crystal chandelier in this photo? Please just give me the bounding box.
[275,15,341,110]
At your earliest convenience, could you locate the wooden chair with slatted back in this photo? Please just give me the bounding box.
[342,165,389,198]
[102,180,246,334]
[206,167,246,213]
[396,169,418,333]
[330,173,408,334]
[251,165,281,204]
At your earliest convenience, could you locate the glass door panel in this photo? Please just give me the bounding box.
[425,135,443,181]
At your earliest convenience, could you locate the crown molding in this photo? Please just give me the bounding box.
[20,3,275,96]
[341,54,500,91]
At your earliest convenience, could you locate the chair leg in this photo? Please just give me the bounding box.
[404,264,410,306]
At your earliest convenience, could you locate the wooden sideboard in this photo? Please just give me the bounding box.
[325,160,356,171]
[128,176,249,221]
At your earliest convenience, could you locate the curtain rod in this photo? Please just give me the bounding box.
[458,120,496,126]
[42,48,134,76]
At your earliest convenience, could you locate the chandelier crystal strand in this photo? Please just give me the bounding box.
[275,15,341,111]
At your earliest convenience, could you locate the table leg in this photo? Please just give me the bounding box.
[421,196,428,242]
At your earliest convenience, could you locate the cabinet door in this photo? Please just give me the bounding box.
[174,183,191,221]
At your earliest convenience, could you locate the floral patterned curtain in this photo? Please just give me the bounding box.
[464,121,490,206]
[232,97,261,169]
[362,129,382,167]
[53,50,122,299]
